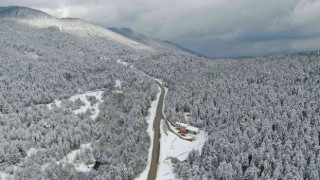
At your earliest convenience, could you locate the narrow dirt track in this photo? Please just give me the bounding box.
[147,80,165,180]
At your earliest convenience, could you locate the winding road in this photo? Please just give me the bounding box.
[147,80,165,180]
[115,59,165,180]
[116,60,192,179]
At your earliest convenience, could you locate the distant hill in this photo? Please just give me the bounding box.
[162,40,203,57]
[0,6,53,18]
[108,27,205,57]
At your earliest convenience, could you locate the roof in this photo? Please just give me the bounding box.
[175,122,188,127]
[186,126,199,132]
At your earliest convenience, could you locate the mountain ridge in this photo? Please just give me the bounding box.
[0,6,205,57]
[108,27,205,57]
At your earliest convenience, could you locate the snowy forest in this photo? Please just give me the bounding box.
[1,6,320,180]
[134,51,320,179]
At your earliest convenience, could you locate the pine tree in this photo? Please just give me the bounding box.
[1,102,11,114]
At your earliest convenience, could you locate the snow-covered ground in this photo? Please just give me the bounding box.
[47,90,104,120]
[157,121,206,180]
[69,91,104,119]
[115,79,122,88]
[23,51,39,59]
[0,172,12,180]
[135,85,161,180]
[59,143,94,172]
[47,99,62,109]
[112,78,124,94]
[183,112,191,121]
[117,59,129,66]
[26,147,45,158]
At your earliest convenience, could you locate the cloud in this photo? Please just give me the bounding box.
[1,0,320,58]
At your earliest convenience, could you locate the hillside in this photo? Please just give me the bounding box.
[0,6,159,180]
[1,6,320,180]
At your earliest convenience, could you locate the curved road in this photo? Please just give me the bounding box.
[147,80,166,180]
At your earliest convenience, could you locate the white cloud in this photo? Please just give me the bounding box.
[51,6,88,18]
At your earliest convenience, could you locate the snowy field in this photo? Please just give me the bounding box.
[135,85,161,180]
[157,121,206,180]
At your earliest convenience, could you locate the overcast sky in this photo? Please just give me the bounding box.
[1,0,320,58]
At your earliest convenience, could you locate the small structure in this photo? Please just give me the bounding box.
[175,122,200,135]
[175,122,188,129]
[186,126,200,135]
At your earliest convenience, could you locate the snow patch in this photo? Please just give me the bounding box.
[117,59,129,66]
[0,172,12,180]
[183,112,191,121]
[23,51,39,59]
[47,99,62,110]
[69,91,104,119]
[135,85,161,180]
[115,79,122,88]
[26,147,43,158]
[112,90,123,94]
[60,143,94,172]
